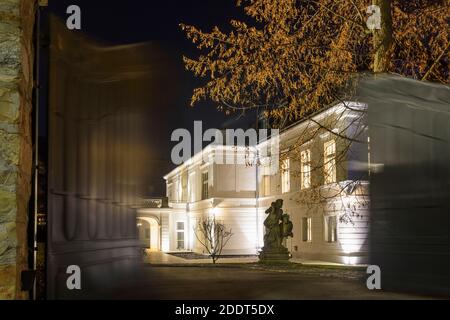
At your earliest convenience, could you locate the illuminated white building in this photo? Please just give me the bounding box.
[138,102,370,264]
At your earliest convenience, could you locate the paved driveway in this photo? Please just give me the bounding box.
[102,264,432,300]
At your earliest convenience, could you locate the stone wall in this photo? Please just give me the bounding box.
[0,0,35,299]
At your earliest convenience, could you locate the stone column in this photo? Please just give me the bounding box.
[0,0,36,299]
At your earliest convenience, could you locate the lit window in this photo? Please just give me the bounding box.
[263,175,271,196]
[324,140,336,184]
[325,215,338,243]
[302,217,312,242]
[301,149,311,189]
[281,158,290,193]
[176,222,185,250]
[201,171,209,200]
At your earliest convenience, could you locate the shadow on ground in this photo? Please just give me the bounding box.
[90,264,433,300]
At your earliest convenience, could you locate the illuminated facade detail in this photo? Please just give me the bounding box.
[176,222,185,250]
[324,140,337,184]
[140,102,369,264]
[188,172,195,202]
[263,175,271,196]
[177,177,183,202]
[281,158,290,193]
[324,215,338,243]
[300,149,311,189]
[201,171,209,200]
[136,215,162,251]
[302,217,312,242]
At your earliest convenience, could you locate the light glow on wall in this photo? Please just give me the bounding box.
[161,237,170,252]
[234,210,260,254]
[188,213,195,251]
[340,236,363,254]
[338,195,367,264]
[241,227,259,253]
[342,256,359,265]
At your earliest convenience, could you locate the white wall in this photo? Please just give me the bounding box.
[161,103,370,262]
[213,207,260,255]
[259,194,369,264]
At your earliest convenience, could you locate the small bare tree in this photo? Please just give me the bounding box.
[194,217,233,264]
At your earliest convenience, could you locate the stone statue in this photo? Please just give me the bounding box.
[259,199,293,263]
[281,213,293,239]
[263,201,282,249]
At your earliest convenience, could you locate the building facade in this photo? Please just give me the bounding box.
[138,102,370,264]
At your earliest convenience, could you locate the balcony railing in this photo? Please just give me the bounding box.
[138,197,169,208]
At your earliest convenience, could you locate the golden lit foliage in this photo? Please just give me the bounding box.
[181,0,448,123]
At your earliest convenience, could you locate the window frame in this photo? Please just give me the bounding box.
[201,171,209,200]
[176,221,185,250]
[324,140,337,184]
[324,215,338,243]
[263,174,271,196]
[300,149,311,189]
[281,158,290,193]
[302,217,312,242]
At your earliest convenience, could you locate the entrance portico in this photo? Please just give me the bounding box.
[136,198,172,252]
[137,216,160,251]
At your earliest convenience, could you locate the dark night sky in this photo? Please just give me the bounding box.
[45,0,255,196]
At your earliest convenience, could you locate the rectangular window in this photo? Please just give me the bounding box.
[201,171,209,200]
[325,215,338,243]
[281,158,290,193]
[301,149,311,189]
[302,217,312,242]
[263,175,271,196]
[324,140,336,184]
[176,221,185,250]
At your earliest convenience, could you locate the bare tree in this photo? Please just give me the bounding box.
[194,217,233,264]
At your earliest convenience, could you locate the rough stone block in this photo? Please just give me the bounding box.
[0,88,19,123]
[0,265,16,299]
[0,131,20,166]
[0,0,35,300]
[0,189,16,223]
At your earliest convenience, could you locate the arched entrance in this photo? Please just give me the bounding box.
[137,216,160,251]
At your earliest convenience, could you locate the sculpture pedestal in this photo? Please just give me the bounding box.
[259,247,291,264]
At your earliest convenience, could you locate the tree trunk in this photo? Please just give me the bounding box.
[373,0,393,73]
